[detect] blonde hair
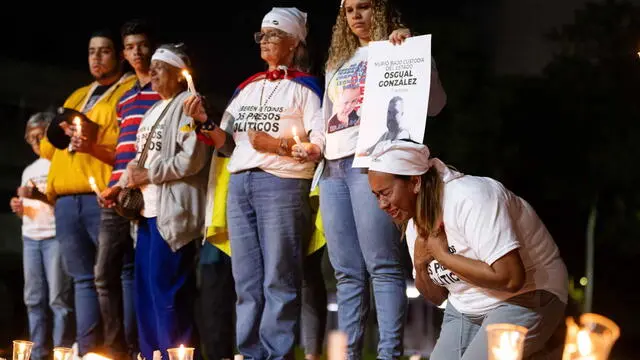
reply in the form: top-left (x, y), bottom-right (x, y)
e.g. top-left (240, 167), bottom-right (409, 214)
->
top-left (326, 0), bottom-right (405, 71)
top-left (413, 167), bottom-right (444, 238)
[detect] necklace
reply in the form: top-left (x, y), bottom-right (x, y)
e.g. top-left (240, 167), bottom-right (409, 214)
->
top-left (259, 77), bottom-right (282, 108)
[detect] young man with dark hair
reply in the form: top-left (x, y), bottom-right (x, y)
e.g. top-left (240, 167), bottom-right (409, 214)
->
top-left (94, 19), bottom-right (162, 359)
top-left (39, 28), bottom-right (137, 357)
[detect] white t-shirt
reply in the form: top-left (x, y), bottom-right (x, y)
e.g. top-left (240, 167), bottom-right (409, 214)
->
top-left (324, 47), bottom-right (368, 160)
top-left (223, 77), bottom-right (324, 179)
top-left (409, 168), bottom-right (568, 315)
top-left (135, 98), bottom-right (172, 218)
top-left (21, 158), bottom-right (55, 240)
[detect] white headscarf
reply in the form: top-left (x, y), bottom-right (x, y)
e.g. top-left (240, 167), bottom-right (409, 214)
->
top-left (151, 47), bottom-right (187, 69)
top-left (261, 7), bottom-right (308, 42)
top-left (369, 140), bottom-right (453, 179)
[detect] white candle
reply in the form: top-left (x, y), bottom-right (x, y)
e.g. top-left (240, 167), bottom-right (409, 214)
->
top-left (73, 116), bottom-right (82, 138)
top-left (182, 70), bottom-right (197, 94)
top-left (88, 177), bottom-right (102, 198)
top-left (292, 126), bottom-right (302, 146)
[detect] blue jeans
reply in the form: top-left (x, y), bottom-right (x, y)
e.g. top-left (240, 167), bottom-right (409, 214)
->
top-left (55, 194), bottom-right (102, 356)
top-left (95, 208), bottom-right (136, 358)
top-left (319, 156), bottom-right (406, 360)
top-left (23, 237), bottom-right (73, 360)
top-left (227, 170), bottom-right (311, 360)
top-left (431, 291), bottom-right (566, 360)
top-left (136, 217), bottom-right (197, 360)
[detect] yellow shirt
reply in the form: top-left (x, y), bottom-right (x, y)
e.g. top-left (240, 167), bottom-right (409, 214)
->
top-left (40, 74), bottom-right (136, 200)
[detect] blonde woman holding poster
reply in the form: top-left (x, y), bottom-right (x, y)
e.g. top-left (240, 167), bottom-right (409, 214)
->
top-left (293, 1), bottom-right (446, 359)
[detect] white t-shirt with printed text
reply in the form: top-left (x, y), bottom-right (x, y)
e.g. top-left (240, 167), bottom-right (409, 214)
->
top-left (21, 158), bottom-right (55, 240)
top-left (411, 168), bottom-right (568, 315)
top-left (136, 98), bottom-right (172, 218)
top-left (223, 77), bottom-right (324, 179)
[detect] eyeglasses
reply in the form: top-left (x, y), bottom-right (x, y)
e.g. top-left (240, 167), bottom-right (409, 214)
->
top-left (253, 31), bottom-right (284, 44)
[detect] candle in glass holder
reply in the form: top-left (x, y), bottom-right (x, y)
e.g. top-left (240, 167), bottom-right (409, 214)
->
top-left (486, 324), bottom-right (528, 360)
top-left (53, 347), bottom-right (73, 360)
top-left (167, 344), bottom-right (194, 360)
top-left (181, 70), bottom-right (197, 94)
top-left (562, 313), bottom-right (619, 360)
top-left (12, 341), bottom-right (33, 360)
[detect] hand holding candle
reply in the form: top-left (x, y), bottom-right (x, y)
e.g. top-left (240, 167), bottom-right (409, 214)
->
top-left (182, 70), bottom-right (197, 95)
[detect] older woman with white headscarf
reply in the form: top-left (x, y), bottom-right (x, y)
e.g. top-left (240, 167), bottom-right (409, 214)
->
top-left (366, 140), bottom-right (568, 359)
top-left (183, 7), bottom-right (324, 359)
top-left (108, 43), bottom-right (210, 359)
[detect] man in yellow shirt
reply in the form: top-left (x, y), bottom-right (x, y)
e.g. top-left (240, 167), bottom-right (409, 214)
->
top-left (40, 28), bottom-right (136, 357)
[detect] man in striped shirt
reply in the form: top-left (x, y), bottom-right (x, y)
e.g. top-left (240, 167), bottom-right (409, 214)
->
top-left (94, 19), bottom-right (161, 359)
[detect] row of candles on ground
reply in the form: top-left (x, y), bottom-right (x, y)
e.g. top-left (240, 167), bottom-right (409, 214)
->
top-left (7, 312), bottom-right (620, 360)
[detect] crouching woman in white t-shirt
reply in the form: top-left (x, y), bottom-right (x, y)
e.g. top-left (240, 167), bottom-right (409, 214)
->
top-left (366, 140), bottom-right (568, 360)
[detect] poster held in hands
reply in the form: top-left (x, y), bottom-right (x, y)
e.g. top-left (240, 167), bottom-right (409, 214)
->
top-left (353, 34), bottom-right (432, 168)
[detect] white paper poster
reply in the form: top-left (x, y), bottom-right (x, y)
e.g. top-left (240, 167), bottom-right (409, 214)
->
top-left (353, 35), bottom-right (432, 168)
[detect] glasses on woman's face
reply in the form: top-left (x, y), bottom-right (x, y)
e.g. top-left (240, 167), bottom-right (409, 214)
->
top-left (253, 31), bottom-right (284, 44)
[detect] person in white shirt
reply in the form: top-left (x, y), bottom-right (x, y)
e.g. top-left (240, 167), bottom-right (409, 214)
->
top-left (183, 8), bottom-right (324, 359)
top-left (10, 113), bottom-right (73, 360)
top-left (367, 140), bottom-right (568, 359)
top-left (292, 1), bottom-right (446, 358)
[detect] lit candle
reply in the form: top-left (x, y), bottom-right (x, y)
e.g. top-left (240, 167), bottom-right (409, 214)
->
top-left (576, 330), bottom-right (596, 360)
top-left (73, 116), bottom-right (82, 138)
top-left (292, 126), bottom-right (302, 146)
top-left (182, 70), bottom-right (197, 94)
top-left (88, 176), bottom-right (101, 197)
top-left (179, 344), bottom-right (186, 360)
top-left (491, 332), bottom-right (519, 360)
top-left (83, 353), bottom-right (112, 360)
top-left (18, 342), bottom-right (26, 360)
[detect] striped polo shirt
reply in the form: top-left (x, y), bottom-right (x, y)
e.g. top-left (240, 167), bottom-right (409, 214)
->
top-left (109, 81), bottom-right (162, 186)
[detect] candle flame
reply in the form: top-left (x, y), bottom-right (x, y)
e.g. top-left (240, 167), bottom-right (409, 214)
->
top-left (181, 70), bottom-right (191, 79)
top-left (83, 353), bottom-right (112, 360)
top-left (19, 342), bottom-right (26, 352)
top-left (491, 332), bottom-right (520, 360)
top-left (178, 344), bottom-right (185, 359)
top-left (577, 330), bottom-right (593, 356)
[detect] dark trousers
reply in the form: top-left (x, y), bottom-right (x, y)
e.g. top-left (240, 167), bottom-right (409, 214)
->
top-left (197, 249), bottom-right (236, 360)
top-left (94, 208), bottom-right (136, 358)
top-left (301, 247), bottom-right (328, 355)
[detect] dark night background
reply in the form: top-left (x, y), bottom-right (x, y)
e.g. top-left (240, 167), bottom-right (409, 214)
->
top-left (1, 0), bottom-right (639, 358)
